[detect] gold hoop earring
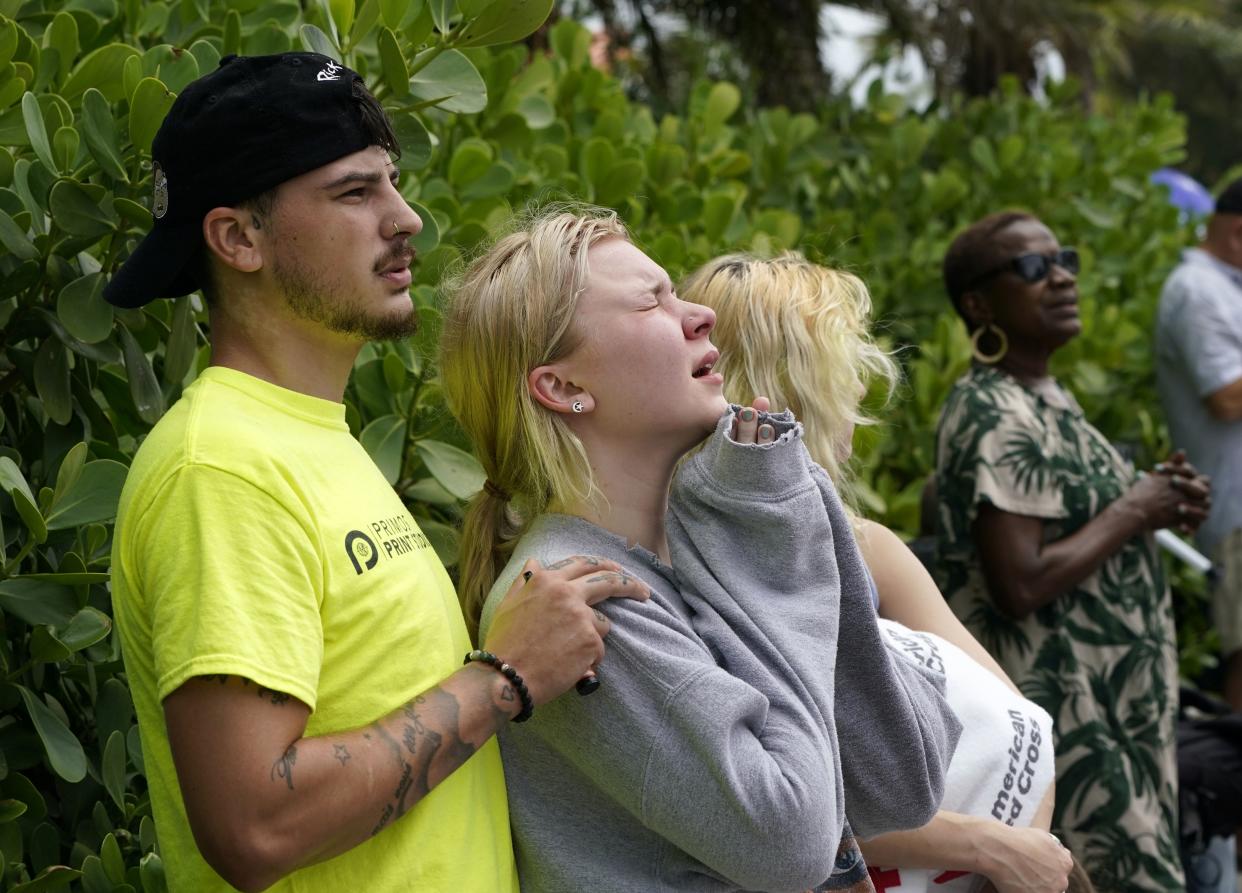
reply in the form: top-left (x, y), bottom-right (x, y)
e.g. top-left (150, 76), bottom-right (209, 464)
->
top-left (971, 323), bottom-right (1008, 364)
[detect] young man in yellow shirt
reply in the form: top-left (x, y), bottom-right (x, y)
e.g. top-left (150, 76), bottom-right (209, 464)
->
top-left (103, 53), bottom-right (646, 892)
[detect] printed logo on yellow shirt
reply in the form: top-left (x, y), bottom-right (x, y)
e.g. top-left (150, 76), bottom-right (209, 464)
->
top-left (344, 513), bottom-right (434, 575)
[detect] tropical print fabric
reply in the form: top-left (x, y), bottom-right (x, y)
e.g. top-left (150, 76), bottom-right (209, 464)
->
top-left (933, 364), bottom-right (1183, 893)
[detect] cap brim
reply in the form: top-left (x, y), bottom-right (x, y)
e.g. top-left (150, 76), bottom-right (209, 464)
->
top-left (103, 218), bottom-right (203, 308)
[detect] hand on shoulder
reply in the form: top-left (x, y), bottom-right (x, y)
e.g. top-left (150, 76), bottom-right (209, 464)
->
top-left (482, 555), bottom-right (650, 706)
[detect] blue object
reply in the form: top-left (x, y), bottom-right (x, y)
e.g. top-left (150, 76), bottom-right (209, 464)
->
top-left (1152, 168), bottom-right (1215, 216)
top-left (1183, 834), bottom-right (1237, 893)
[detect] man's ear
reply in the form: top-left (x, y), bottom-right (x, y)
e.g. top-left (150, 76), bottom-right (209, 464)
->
top-left (958, 289), bottom-right (993, 329)
top-left (202, 206), bottom-right (265, 275)
top-left (528, 364), bottom-right (593, 415)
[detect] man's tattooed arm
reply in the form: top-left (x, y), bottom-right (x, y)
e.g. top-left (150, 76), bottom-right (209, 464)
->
top-left (364, 683), bottom-right (508, 836)
top-left (163, 665), bottom-right (520, 889)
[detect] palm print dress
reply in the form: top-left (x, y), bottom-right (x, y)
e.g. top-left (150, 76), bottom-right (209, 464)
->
top-left (933, 364), bottom-right (1182, 893)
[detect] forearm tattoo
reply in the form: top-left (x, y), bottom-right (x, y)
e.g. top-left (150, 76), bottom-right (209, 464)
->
top-left (270, 745), bottom-right (297, 790)
top-left (367, 689), bottom-right (482, 837)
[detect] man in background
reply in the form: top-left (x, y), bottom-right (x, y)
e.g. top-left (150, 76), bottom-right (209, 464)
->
top-left (1157, 176), bottom-right (1242, 712)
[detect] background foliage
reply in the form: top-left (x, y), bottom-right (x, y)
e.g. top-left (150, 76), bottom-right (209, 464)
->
top-left (0, 0), bottom-right (1210, 889)
top-left (575, 0), bottom-right (1242, 184)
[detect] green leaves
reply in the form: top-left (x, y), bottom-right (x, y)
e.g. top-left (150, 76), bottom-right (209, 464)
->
top-left (299, 23), bottom-right (338, 60)
top-left (455, 0), bottom-right (554, 47)
top-left (61, 44), bottom-right (140, 102)
top-left (381, 0), bottom-right (423, 30)
top-left (701, 81), bottom-right (740, 136)
top-left (16, 686), bottom-right (87, 783)
top-left (21, 91), bottom-right (57, 175)
top-left (45, 460), bottom-right (127, 530)
top-left (378, 27), bottom-right (409, 98)
top-left (49, 180), bottom-right (116, 238)
top-left (409, 49), bottom-right (486, 113)
top-left (128, 76), bottom-right (175, 155)
top-left (360, 415), bottom-right (406, 484)
top-left (391, 111), bottom-right (432, 168)
top-left (415, 439), bottom-right (484, 499)
top-left (0, 206), bottom-right (38, 260)
top-left (0, 579), bottom-right (76, 627)
top-left (119, 323), bottom-right (166, 425)
top-left (162, 294), bottom-right (197, 385)
top-left (57, 272), bottom-right (113, 343)
top-left (33, 337), bottom-right (71, 425)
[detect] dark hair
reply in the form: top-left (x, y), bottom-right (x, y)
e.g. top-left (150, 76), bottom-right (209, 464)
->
top-left (352, 77), bottom-right (400, 160)
top-left (942, 211), bottom-right (1038, 319)
top-left (1215, 176), bottom-right (1242, 215)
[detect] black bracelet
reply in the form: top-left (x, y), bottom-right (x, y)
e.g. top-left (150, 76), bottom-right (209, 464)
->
top-left (464, 650), bottom-right (534, 723)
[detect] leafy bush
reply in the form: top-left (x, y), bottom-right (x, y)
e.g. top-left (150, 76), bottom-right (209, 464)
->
top-left (0, 1), bottom-right (1205, 889)
top-left (0, 0), bottom-right (551, 888)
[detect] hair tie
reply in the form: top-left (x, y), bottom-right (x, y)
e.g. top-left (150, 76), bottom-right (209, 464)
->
top-left (482, 479), bottom-right (511, 501)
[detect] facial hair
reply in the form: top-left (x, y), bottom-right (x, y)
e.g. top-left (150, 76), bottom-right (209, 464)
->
top-left (272, 243), bottom-right (419, 342)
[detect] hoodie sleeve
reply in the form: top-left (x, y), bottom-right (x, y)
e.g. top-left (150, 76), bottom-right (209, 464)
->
top-left (667, 407), bottom-right (961, 843)
top-left (808, 459), bottom-right (962, 838)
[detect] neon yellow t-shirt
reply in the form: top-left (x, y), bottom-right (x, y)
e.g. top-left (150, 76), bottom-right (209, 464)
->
top-left (111, 366), bottom-right (517, 892)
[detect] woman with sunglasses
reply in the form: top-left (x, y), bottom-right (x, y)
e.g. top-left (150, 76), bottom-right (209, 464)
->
top-left (935, 212), bottom-right (1211, 892)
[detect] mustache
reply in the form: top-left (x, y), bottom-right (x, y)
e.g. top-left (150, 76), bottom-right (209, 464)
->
top-left (373, 245), bottom-right (415, 274)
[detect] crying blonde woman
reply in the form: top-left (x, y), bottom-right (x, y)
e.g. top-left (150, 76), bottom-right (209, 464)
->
top-left (438, 206), bottom-right (962, 893)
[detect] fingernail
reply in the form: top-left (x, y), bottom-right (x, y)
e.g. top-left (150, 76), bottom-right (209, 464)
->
top-left (758, 423), bottom-right (774, 441)
top-left (741, 408), bottom-right (755, 422)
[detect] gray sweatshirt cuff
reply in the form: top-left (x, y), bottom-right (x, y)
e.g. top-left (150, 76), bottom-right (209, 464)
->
top-left (679, 405), bottom-right (812, 500)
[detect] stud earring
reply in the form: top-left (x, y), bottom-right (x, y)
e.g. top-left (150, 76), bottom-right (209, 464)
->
top-left (571, 400), bottom-right (584, 413)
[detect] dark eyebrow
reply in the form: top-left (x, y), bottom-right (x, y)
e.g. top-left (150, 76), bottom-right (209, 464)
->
top-left (321, 170), bottom-right (388, 191)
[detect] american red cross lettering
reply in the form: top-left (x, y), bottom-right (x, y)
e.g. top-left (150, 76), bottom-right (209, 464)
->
top-left (868, 866), bottom-right (902, 892)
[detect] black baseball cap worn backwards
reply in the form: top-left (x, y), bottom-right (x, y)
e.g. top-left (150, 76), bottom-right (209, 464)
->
top-left (104, 52), bottom-right (377, 308)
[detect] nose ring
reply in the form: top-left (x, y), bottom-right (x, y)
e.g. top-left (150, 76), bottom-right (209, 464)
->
top-left (392, 220), bottom-right (402, 238)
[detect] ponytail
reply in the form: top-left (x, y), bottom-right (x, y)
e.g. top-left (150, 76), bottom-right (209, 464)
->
top-left (439, 205), bottom-right (629, 637)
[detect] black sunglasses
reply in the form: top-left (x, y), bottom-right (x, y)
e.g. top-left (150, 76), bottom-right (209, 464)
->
top-left (966, 248), bottom-right (1080, 291)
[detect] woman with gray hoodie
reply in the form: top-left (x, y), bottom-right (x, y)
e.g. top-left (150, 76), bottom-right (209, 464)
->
top-left (439, 206), bottom-right (961, 892)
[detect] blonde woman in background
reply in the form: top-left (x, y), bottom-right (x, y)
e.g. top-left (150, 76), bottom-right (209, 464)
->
top-left (439, 207), bottom-right (962, 892)
top-left (683, 252), bottom-right (1075, 893)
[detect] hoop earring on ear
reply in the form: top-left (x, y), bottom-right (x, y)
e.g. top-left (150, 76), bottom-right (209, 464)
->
top-left (971, 323), bottom-right (1008, 365)
top-left (571, 400), bottom-right (584, 413)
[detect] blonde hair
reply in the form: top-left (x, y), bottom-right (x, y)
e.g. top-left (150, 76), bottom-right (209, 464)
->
top-left (681, 252), bottom-right (898, 511)
top-left (439, 205), bottom-right (629, 638)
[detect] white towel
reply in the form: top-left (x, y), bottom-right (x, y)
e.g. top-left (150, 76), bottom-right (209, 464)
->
top-left (865, 619), bottom-right (1056, 893)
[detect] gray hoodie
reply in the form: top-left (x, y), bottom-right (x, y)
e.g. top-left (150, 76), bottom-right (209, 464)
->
top-left (480, 409), bottom-right (961, 892)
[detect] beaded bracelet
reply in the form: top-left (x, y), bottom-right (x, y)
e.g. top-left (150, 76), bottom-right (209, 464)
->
top-left (463, 650), bottom-right (534, 723)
